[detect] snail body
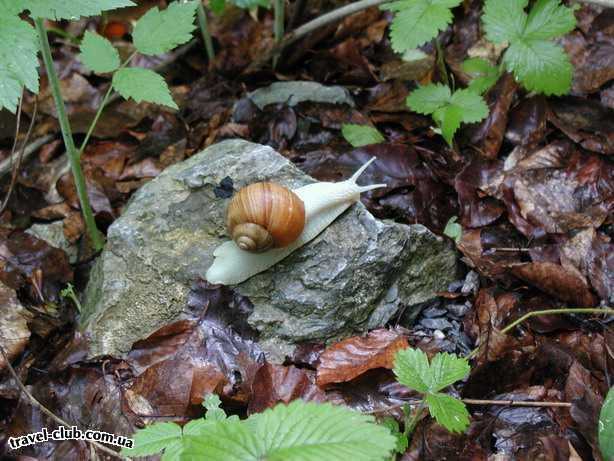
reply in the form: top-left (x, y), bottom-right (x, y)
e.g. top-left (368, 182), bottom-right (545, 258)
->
top-left (205, 157), bottom-right (385, 285)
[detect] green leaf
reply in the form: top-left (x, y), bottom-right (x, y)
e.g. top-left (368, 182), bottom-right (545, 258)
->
top-left (184, 400), bottom-right (397, 461)
top-left (203, 393), bottom-right (228, 421)
top-left (393, 348), bottom-right (432, 393)
top-left (121, 422), bottom-right (182, 457)
top-left (16, 0), bottom-right (135, 20)
top-left (462, 58), bottom-right (500, 95)
top-left (0, 15), bottom-right (39, 113)
top-left (482, 0), bottom-right (576, 96)
top-left (0, 0), bottom-right (23, 14)
top-left (407, 85), bottom-right (488, 145)
top-left (443, 216), bottom-right (462, 243)
top-left (210, 0), bottom-right (227, 14)
top-left (133, 1), bottom-right (198, 55)
top-left (503, 38), bottom-right (573, 96)
top-left (429, 352), bottom-right (470, 392)
top-left (599, 387), bottom-right (614, 460)
top-left (381, 0), bottom-right (462, 53)
top-left (394, 348), bottom-right (470, 393)
top-left (524, 0), bottom-right (577, 41)
top-left (406, 84), bottom-right (451, 115)
top-left (482, 0), bottom-right (528, 44)
top-left (425, 393), bottom-right (470, 433)
top-left (381, 417), bottom-right (409, 454)
top-left (112, 67), bottom-right (178, 109)
top-left (79, 31), bottom-right (120, 74)
top-left (341, 124), bottom-right (385, 147)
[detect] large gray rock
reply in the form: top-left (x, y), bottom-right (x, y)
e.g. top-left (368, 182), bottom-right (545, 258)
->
top-left (82, 140), bottom-right (458, 361)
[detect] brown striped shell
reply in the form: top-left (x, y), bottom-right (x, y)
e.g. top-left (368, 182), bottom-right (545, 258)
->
top-left (226, 182), bottom-right (305, 252)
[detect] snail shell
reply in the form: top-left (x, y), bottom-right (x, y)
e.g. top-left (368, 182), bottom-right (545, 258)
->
top-left (206, 157), bottom-right (386, 285)
top-left (226, 182), bottom-right (305, 252)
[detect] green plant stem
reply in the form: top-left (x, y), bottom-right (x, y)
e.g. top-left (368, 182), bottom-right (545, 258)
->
top-left (196, 1), bottom-right (215, 61)
top-left (434, 38), bottom-right (450, 88)
top-left (403, 402), bottom-right (426, 438)
top-left (35, 19), bottom-right (105, 251)
top-left (78, 51), bottom-right (137, 156)
top-left (467, 307), bottom-right (614, 360)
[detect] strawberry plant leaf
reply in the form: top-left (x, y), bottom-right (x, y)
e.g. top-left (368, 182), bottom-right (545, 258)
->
top-left (524, 0), bottom-right (577, 41)
top-left (0, 14), bottom-right (39, 113)
top-left (503, 38), bottom-right (573, 95)
top-left (79, 31), bottom-right (120, 74)
top-left (184, 400), bottom-right (397, 461)
top-left (393, 348), bottom-right (432, 393)
top-left (16, 0), bottom-right (135, 20)
top-left (483, 0), bottom-right (576, 95)
top-left (462, 58), bottom-right (500, 94)
top-left (425, 393), bottom-right (470, 433)
top-left (121, 422), bottom-right (182, 457)
top-left (342, 124), bottom-right (385, 147)
top-left (405, 83), bottom-right (451, 115)
top-left (112, 67), bottom-right (178, 109)
top-left (381, 0), bottom-right (462, 54)
top-left (429, 352), bottom-right (470, 392)
top-left (599, 387), bottom-right (614, 460)
top-left (407, 85), bottom-right (488, 145)
top-left (210, 0), bottom-right (227, 14)
top-left (133, 1), bottom-right (198, 55)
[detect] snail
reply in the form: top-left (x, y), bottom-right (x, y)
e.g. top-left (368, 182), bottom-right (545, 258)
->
top-left (206, 157), bottom-right (386, 285)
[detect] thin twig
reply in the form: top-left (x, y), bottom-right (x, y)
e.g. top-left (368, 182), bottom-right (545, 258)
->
top-left (0, 345), bottom-right (127, 459)
top-left (247, 0), bottom-right (388, 71)
top-left (466, 307), bottom-right (614, 360)
top-left (367, 398), bottom-right (571, 415)
top-left (0, 135), bottom-right (54, 179)
top-left (1, 96), bottom-right (38, 214)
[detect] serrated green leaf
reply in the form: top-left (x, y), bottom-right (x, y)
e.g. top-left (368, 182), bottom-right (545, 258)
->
top-left (407, 85), bottom-right (487, 145)
top-left (429, 352), bottom-right (470, 392)
top-left (426, 393), bottom-right (470, 433)
top-left (483, 0), bottom-right (576, 96)
top-left (382, 0), bottom-right (462, 53)
top-left (17, 0), bottom-right (135, 20)
top-left (121, 422), bottom-right (182, 457)
top-left (406, 84), bottom-right (451, 115)
top-left (341, 124), bottom-right (385, 147)
top-left (449, 89), bottom-right (489, 123)
top-left (0, 15), bottom-right (39, 113)
top-left (524, 0), bottom-right (576, 41)
top-left (133, 1), bottom-right (198, 55)
top-left (503, 39), bottom-right (573, 96)
top-left (160, 440), bottom-right (183, 461)
top-left (381, 417), bottom-right (409, 454)
top-left (599, 387), bottom-right (614, 460)
top-left (0, 0), bottom-right (23, 14)
top-left (203, 393), bottom-right (228, 421)
top-left (112, 67), bottom-right (178, 109)
top-left (185, 400), bottom-right (396, 461)
top-left (462, 58), bottom-right (500, 95)
top-left (393, 348), bottom-right (432, 393)
top-left (79, 31), bottom-right (120, 73)
top-left (482, 0), bottom-right (528, 44)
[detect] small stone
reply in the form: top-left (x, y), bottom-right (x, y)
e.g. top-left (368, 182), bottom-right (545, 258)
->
top-left (245, 81), bottom-right (355, 110)
top-left (420, 318), bottom-right (454, 331)
top-left (26, 221), bottom-right (78, 264)
top-left (422, 306), bottom-right (447, 318)
top-left (446, 303), bottom-right (470, 318)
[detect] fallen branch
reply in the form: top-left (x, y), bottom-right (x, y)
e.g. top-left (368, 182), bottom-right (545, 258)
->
top-left (367, 398), bottom-right (571, 415)
top-left (0, 134), bottom-right (54, 179)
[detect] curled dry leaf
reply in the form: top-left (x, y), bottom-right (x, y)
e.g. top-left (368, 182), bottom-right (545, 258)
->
top-left (512, 262), bottom-right (598, 307)
top-left (248, 362), bottom-right (325, 414)
top-left (316, 328), bottom-right (408, 387)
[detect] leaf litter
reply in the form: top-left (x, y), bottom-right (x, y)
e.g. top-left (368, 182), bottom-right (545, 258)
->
top-left (1, 1), bottom-right (613, 460)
